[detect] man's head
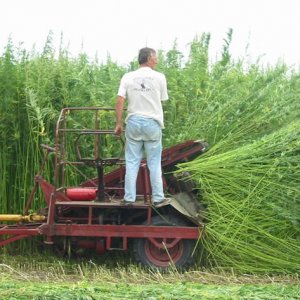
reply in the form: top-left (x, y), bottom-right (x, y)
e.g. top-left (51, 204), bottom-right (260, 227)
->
top-left (138, 47), bottom-right (158, 69)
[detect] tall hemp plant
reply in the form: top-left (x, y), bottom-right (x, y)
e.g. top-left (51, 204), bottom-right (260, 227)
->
top-left (1, 32), bottom-right (300, 273)
top-left (173, 31), bottom-right (300, 273)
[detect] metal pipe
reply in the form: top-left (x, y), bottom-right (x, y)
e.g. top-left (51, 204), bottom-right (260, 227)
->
top-left (0, 214), bottom-right (46, 222)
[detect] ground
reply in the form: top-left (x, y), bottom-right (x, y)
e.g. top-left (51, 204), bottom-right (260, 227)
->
top-left (0, 252), bottom-right (299, 299)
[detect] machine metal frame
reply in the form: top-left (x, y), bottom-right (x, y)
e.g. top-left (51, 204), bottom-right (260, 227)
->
top-left (0, 107), bottom-right (207, 269)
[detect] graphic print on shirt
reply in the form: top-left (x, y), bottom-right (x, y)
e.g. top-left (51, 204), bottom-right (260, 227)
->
top-left (133, 77), bottom-right (153, 92)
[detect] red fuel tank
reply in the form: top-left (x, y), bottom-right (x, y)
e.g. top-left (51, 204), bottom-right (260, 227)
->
top-left (66, 188), bottom-right (97, 201)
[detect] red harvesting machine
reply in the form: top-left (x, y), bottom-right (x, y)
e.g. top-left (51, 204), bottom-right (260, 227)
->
top-left (0, 107), bottom-right (208, 270)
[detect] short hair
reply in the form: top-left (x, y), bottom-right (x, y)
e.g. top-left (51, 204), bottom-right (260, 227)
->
top-left (138, 47), bottom-right (156, 65)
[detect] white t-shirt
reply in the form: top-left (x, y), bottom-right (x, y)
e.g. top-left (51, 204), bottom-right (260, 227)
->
top-left (117, 67), bottom-right (168, 128)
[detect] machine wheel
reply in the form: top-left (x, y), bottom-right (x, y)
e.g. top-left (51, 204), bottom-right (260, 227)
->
top-left (133, 215), bottom-right (195, 270)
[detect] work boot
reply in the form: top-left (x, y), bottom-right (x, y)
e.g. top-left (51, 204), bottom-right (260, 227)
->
top-left (153, 198), bottom-right (172, 208)
top-left (121, 199), bottom-right (134, 206)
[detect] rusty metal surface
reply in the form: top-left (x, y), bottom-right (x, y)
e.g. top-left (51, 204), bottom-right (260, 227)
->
top-left (170, 192), bottom-right (205, 225)
top-left (39, 223), bottom-right (201, 239)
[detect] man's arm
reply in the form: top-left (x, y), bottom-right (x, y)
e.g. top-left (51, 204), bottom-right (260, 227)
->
top-left (114, 96), bottom-right (125, 136)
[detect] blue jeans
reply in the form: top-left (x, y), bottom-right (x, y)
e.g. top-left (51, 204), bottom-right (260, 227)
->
top-left (124, 115), bottom-right (164, 203)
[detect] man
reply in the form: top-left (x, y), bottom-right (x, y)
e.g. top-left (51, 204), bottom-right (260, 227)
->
top-left (115, 47), bottom-right (170, 207)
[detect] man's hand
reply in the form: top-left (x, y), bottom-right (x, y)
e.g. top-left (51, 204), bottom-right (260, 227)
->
top-left (114, 124), bottom-right (123, 136)
top-left (115, 96), bottom-right (125, 136)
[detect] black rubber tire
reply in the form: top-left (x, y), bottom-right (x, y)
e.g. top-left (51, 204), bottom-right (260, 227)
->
top-left (133, 215), bottom-right (195, 270)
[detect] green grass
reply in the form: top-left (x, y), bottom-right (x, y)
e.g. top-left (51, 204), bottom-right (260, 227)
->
top-left (1, 280), bottom-right (300, 300)
top-left (1, 253), bottom-right (300, 299)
